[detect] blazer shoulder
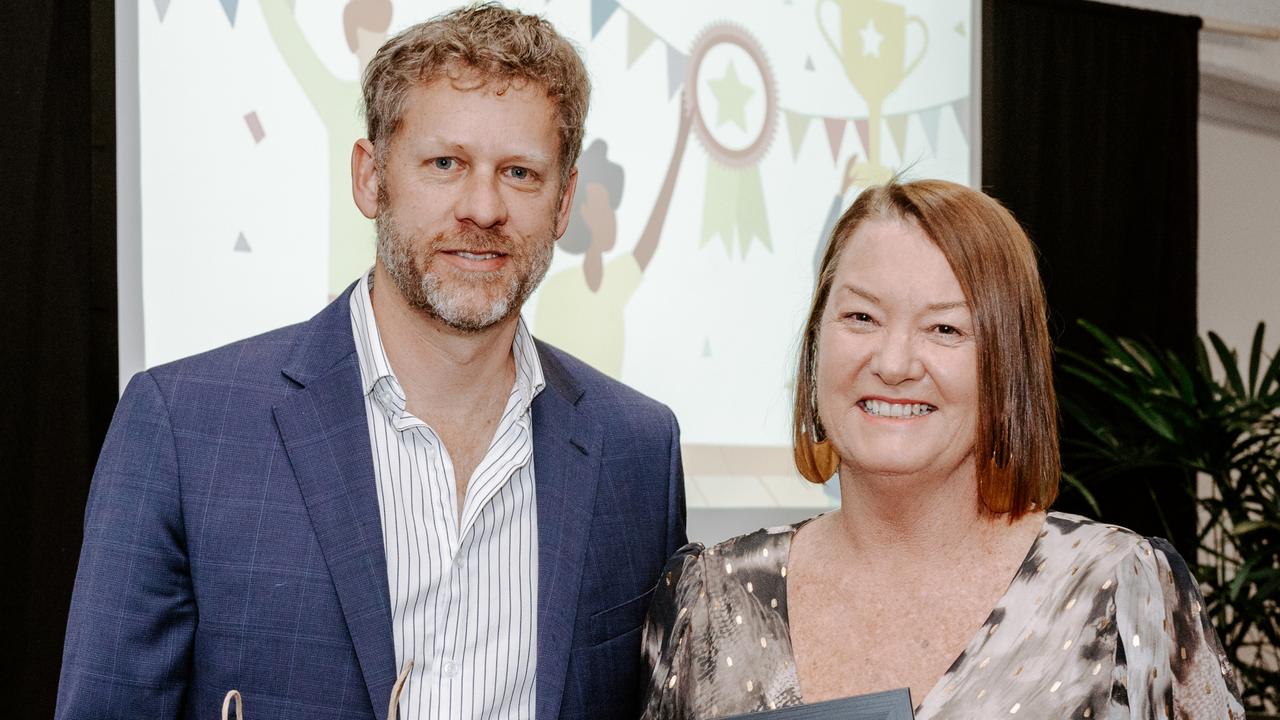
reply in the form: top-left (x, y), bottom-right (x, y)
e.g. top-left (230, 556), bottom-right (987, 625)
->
top-left (535, 339), bottom-right (675, 425)
top-left (146, 320), bottom-right (311, 391)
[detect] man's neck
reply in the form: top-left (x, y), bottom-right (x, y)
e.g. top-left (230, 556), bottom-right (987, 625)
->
top-left (368, 264), bottom-right (518, 420)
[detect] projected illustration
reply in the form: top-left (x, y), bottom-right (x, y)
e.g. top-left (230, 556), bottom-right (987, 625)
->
top-left (261, 0), bottom-right (391, 297)
top-left (137, 0), bottom-right (973, 514)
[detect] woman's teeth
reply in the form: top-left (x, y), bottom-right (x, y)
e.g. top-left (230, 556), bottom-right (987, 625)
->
top-left (860, 399), bottom-right (936, 418)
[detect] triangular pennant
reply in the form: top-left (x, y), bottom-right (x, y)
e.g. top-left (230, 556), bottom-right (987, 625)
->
top-left (823, 117), bottom-right (847, 162)
top-left (887, 114), bottom-right (908, 157)
top-left (853, 118), bottom-right (870, 156)
top-left (626, 15), bottom-right (658, 68)
top-left (804, 56), bottom-right (815, 71)
top-left (154, 0), bottom-right (171, 21)
top-left (219, 0), bottom-right (238, 26)
top-left (785, 111), bottom-right (812, 157)
top-left (666, 44), bottom-right (687, 99)
top-left (920, 106), bottom-right (942, 152)
top-left (234, 232), bottom-right (251, 253)
top-left (953, 98), bottom-right (972, 143)
top-left (591, 0), bottom-right (620, 38)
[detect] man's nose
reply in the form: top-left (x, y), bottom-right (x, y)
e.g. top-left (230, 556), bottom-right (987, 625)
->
top-left (871, 328), bottom-right (924, 385)
top-left (454, 170), bottom-right (508, 229)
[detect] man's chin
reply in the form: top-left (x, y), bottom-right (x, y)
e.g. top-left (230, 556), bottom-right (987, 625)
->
top-left (420, 291), bottom-right (515, 334)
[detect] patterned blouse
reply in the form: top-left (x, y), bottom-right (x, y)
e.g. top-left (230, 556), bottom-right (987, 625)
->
top-left (640, 512), bottom-right (1244, 719)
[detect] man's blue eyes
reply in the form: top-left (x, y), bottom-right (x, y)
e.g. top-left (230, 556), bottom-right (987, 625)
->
top-left (429, 159), bottom-right (531, 180)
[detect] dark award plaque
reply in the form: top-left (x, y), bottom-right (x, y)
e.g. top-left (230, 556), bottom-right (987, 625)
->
top-left (722, 688), bottom-right (914, 719)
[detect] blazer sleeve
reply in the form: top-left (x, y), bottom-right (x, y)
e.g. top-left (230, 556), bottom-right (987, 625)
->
top-left (56, 371), bottom-right (196, 720)
top-left (665, 410), bottom-right (688, 559)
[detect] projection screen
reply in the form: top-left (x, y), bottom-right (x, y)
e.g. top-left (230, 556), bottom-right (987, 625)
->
top-left (118, 0), bottom-right (979, 543)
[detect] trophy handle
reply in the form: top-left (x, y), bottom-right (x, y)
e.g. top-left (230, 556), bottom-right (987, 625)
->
top-left (902, 15), bottom-right (929, 80)
top-left (815, 0), bottom-right (842, 64)
top-left (220, 690), bottom-right (243, 720)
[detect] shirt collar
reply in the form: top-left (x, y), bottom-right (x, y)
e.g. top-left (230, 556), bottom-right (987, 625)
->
top-left (349, 268), bottom-right (546, 411)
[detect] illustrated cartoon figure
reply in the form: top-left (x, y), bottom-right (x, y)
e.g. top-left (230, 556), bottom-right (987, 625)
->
top-left (536, 106), bottom-right (692, 379)
top-left (261, 0), bottom-right (393, 297)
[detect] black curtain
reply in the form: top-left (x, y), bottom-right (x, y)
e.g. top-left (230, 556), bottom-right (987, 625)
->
top-left (0, 1), bottom-right (117, 716)
top-left (983, 0), bottom-right (1201, 553)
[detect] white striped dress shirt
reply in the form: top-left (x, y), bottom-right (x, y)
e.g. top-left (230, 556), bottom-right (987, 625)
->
top-left (350, 270), bottom-right (540, 720)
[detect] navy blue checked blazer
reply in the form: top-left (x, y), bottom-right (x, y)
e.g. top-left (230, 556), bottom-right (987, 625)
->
top-left (57, 285), bottom-right (687, 720)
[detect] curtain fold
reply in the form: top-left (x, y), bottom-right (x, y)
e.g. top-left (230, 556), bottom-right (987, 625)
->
top-left (983, 0), bottom-right (1201, 553)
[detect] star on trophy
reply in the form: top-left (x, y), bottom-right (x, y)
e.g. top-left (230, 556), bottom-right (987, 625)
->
top-left (817, 0), bottom-right (928, 184)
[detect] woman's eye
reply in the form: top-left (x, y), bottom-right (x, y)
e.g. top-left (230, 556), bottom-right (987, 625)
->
top-left (432, 157), bottom-right (455, 170)
top-left (934, 324), bottom-right (961, 336)
top-left (844, 312), bottom-right (873, 323)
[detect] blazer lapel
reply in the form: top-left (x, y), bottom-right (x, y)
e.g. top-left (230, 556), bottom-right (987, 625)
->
top-left (533, 345), bottom-right (604, 720)
top-left (273, 290), bottom-right (398, 720)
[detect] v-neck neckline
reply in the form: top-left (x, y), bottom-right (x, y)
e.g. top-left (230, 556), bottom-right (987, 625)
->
top-left (780, 511), bottom-right (1052, 713)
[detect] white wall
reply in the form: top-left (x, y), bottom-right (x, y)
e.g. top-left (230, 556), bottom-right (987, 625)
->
top-left (1198, 120), bottom-right (1280, 357)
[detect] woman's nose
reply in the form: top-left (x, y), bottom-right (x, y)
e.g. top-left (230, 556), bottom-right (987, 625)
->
top-left (871, 329), bottom-right (924, 385)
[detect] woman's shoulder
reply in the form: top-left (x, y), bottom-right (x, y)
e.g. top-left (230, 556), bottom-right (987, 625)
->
top-left (1040, 511), bottom-right (1191, 579)
top-left (1043, 511), bottom-right (1152, 553)
top-left (707, 520), bottom-right (807, 558)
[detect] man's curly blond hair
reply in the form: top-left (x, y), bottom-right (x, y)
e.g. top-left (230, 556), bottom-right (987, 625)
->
top-left (361, 2), bottom-right (590, 190)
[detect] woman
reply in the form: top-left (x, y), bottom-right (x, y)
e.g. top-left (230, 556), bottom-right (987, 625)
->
top-left (640, 180), bottom-right (1243, 719)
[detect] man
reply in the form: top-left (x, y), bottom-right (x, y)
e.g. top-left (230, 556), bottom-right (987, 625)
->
top-left (56, 5), bottom-right (685, 719)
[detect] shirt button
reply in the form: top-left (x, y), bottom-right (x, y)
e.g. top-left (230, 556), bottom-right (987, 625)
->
top-left (453, 555), bottom-right (465, 570)
top-left (441, 659), bottom-right (458, 678)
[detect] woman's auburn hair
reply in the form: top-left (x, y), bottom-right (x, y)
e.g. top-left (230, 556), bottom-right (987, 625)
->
top-left (793, 179), bottom-right (1059, 519)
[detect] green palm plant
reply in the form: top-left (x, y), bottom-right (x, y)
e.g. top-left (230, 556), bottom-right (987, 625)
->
top-left (1058, 320), bottom-right (1280, 712)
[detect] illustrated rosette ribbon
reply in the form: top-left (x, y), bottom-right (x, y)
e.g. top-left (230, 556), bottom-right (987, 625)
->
top-left (685, 23), bottom-right (778, 258)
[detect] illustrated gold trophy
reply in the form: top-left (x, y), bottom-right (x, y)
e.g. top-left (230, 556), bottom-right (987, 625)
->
top-left (817, 0), bottom-right (928, 184)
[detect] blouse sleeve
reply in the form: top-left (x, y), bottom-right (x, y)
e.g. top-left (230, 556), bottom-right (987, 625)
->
top-left (640, 543), bottom-right (707, 720)
top-left (1151, 538), bottom-right (1245, 717)
top-left (1117, 537), bottom-right (1245, 719)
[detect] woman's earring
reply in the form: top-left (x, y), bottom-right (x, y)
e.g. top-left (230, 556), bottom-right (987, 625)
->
top-left (811, 436), bottom-right (839, 481)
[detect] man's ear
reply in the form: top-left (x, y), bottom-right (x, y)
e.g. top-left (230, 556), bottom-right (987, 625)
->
top-left (553, 167), bottom-right (579, 239)
top-left (351, 138), bottom-right (380, 220)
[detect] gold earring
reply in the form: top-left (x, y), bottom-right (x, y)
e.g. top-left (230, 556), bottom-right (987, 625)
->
top-left (812, 437), bottom-right (839, 481)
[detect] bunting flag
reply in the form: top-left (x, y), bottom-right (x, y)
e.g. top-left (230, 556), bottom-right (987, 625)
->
top-left (591, 0), bottom-right (620, 38)
top-left (154, 0), bottom-right (171, 21)
top-left (666, 44), bottom-right (687, 99)
top-left (626, 16), bottom-right (658, 67)
top-left (234, 232), bottom-right (251, 253)
top-left (701, 161), bottom-right (771, 257)
top-left (919, 106), bottom-right (942, 153)
top-left (244, 111), bottom-right (265, 144)
top-left (887, 114), bottom-right (909, 159)
top-left (785, 111), bottom-right (812, 157)
top-left (852, 118), bottom-right (870, 158)
top-left (952, 98), bottom-right (972, 143)
top-left (587, 2), bottom-right (974, 244)
top-left (219, 0), bottom-right (238, 26)
top-left (823, 117), bottom-right (846, 162)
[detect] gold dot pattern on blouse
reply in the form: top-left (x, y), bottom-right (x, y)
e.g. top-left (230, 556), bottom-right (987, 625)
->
top-left (638, 511), bottom-right (1246, 720)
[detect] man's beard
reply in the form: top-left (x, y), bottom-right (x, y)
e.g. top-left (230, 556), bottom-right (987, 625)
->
top-left (375, 207), bottom-right (554, 334)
